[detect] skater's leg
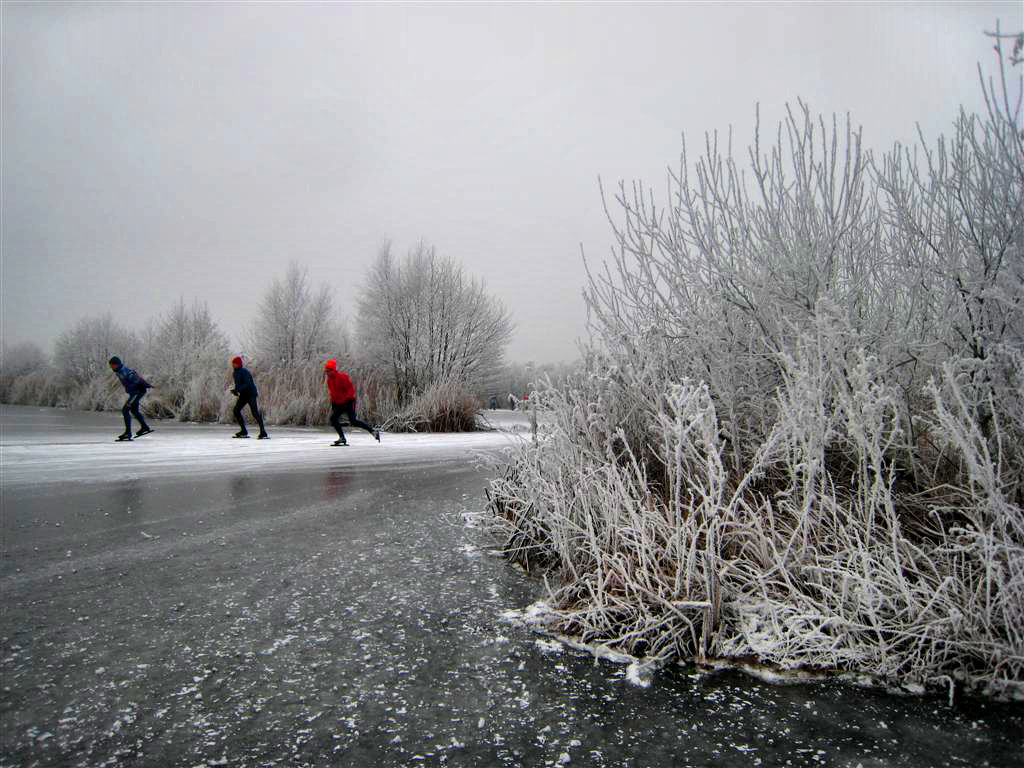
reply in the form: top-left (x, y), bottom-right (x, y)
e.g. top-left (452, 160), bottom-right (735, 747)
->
top-left (249, 397), bottom-right (268, 436)
top-left (329, 402), bottom-right (347, 441)
top-left (342, 400), bottom-right (374, 435)
top-left (233, 397), bottom-right (248, 434)
top-left (129, 393), bottom-right (149, 430)
top-left (121, 398), bottom-right (133, 434)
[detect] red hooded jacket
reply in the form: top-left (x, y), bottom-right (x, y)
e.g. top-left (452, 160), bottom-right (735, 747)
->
top-left (326, 369), bottom-right (357, 404)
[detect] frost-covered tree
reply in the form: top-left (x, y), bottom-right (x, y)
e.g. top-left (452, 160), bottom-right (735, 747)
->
top-left (484, 29), bottom-right (1024, 700)
top-left (0, 341), bottom-right (48, 378)
top-left (42, 313), bottom-right (142, 410)
top-left (142, 299), bottom-right (230, 420)
top-left (53, 314), bottom-right (140, 384)
top-left (0, 341), bottom-right (51, 404)
top-left (356, 242), bottom-right (514, 402)
top-left (247, 262), bottom-right (341, 365)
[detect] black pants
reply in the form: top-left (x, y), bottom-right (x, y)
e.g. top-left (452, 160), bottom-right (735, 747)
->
top-left (330, 400), bottom-right (373, 440)
top-left (122, 392), bottom-right (149, 432)
top-left (234, 393), bottom-right (266, 435)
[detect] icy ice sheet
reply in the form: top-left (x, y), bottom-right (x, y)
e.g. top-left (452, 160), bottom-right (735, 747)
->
top-left (0, 405), bottom-right (524, 486)
top-left (2, 405), bottom-right (1021, 767)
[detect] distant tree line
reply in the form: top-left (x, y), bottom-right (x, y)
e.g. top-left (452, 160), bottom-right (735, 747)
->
top-left (0, 242), bottom-right (548, 431)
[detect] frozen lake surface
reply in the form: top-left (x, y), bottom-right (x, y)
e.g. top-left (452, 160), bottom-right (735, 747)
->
top-left (0, 405), bottom-right (527, 486)
top-left (1, 405), bottom-right (1020, 767)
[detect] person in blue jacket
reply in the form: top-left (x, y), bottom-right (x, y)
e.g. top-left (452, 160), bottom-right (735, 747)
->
top-left (108, 356), bottom-right (152, 441)
top-left (231, 356), bottom-right (269, 439)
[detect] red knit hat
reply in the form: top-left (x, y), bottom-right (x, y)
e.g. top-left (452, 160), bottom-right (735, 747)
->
top-left (231, 356), bottom-right (243, 368)
top-left (324, 359), bottom-right (337, 371)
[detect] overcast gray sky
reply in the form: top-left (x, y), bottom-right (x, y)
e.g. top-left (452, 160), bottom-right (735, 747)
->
top-left (2, 1), bottom-right (1021, 363)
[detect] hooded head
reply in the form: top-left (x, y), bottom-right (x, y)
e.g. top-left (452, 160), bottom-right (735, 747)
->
top-left (324, 359), bottom-right (337, 372)
top-left (231, 356), bottom-right (243, 368)
top-left (108, 356), bottom-right (122, 371)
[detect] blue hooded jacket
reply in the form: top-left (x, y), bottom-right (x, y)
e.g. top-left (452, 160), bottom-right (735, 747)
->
top-left (114, 365), bottom-right (150, 396)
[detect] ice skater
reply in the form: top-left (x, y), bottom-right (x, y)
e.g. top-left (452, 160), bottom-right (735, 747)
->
top-left (324, 359), bottom-right (379, 446)
top-left (109, 356), bottom-right (153, 441)
top-left (230, 356), bottom-right (269, 439)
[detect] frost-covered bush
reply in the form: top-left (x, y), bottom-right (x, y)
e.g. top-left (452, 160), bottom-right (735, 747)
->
top-left (0, 342), bottom-right (50, 403)
top-left (4, 302), bottom-right (232, 421)
top-left (0, 368), bottom-right (62, 406)
top-left (385, 376), bottom-right (482, 433)
top-left (484, 34), bottom-right (1024, 700)
top-left (0, 341), bottom-right (47, 378)
top-left (238, 361), bottom-right (330, 426)
top-left (229, 360), bottom-right (396, 428)
top-left (228, 361), bottom-right (481, 431)
top-left (54, 314), bottom-right (140, 386)
top-left (0, 315), bottom-right (142, 412)
top-left (141, 300), bottom-right (230, 422)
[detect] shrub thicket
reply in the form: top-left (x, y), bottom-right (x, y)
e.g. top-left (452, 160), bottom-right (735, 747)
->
top-left (385, 377), bottom-right (483, 433)
top-left (483, 34), bottom-right (1024, 700)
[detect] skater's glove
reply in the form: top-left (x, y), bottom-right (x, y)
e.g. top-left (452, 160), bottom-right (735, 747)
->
top-left (231, 389), bottom-right (239, 396)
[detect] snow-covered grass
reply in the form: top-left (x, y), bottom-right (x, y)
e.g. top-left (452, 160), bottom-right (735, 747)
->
top-left (483, 334), bottom-right (1024, 702)
top-left (384, 377), bottom-right (482, 433)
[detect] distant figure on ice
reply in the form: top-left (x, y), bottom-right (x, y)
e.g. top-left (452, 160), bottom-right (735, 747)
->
top-left (324, 359), bottom-right (380, 447)
top-left (230, 356), bottom-right (269, 439)
top-left (489, 395), bottom-right (498, 410)
top-left (508, 392), bottom-right (516, 410)
top-left (108, 356), bottom-right (152, 441)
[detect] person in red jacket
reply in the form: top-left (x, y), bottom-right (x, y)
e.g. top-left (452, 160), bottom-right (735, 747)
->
top-left (324, 359), bottom-right (380, 446)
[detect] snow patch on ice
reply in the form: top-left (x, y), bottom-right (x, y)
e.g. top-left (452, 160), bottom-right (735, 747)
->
top-left (534, 639), bottom-right (563, 654)
top-left (500, 600), bottom-right (558, 627)
top-left (625, 661), bottom-right (653, 688)
top-left (261, 634), bottom-right (297, 656)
